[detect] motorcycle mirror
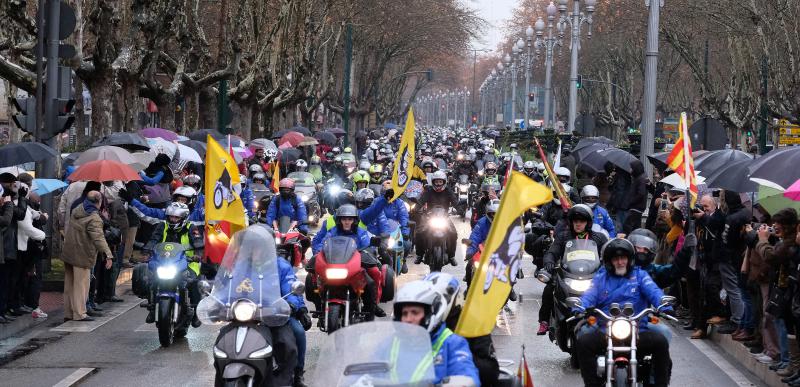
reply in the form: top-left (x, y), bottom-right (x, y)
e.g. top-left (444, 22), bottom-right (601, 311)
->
top-left (565, 297), bottom-right (582, 308)
top-left (660, 295), bottom-right (677, 306)
top-left (291, 281), bottom-right (305, 296)
top-left (198, 280), bottom-right (212, 296)
top-left (524, 223), bottom-right (532, 233)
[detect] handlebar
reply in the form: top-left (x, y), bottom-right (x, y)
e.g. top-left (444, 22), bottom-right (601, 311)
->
top-left (568, 302), bottom-right (675, 323)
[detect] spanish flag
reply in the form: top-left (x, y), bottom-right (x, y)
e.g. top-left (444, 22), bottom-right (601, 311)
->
top-left (456, 171), bottom-right (552, 337)
top-left (204, 135), bottom-right (246, 263)
top-left (389, 107), bottom-right (416, 202)
top-left (666, 112), bottom-right (698, 206)
top-left (516, 346), bottom-right (535, 387)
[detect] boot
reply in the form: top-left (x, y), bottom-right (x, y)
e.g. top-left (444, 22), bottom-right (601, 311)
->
top-left (373, 305), bottom-right (387, 318)
top-left (191, 308), bottom-right (202, 328)
top-left (401, 259), bottom-right (408, 274)
top-left (293, 368), bottom-right (307, 387)
top-left (537, 321), bottom-right (549, 335)
top-left (414, 253), bottom-right (423, 265)
top-left (780, 338), bottom-right (800, 377)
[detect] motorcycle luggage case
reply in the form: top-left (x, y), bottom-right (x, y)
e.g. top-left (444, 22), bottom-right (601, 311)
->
top-left (132, 263), bottom-right (150, 298)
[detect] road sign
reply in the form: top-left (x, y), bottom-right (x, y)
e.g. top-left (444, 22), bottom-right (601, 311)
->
top-left (778, 119), bottom-right (800, 146)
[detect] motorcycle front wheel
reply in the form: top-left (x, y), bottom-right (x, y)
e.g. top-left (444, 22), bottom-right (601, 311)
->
top-left (327, 303), bottom-right (343, 334)
top-left (223, 377), bottom-right (251, 387)
top-left (157, 298), bottom-right (175, 347)
top-left (430, 245), bottom-right (444, 272)
top-left (614, 366), bottom-right (629, 387)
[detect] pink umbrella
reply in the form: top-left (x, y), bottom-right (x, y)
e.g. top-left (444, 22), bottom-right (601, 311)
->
top-left (279, 132), bottom-right (305, 147)
top-left (138, 127), bottom-right (179, 141)
top-left (278, 141), bottom-right (294, 150)
top-left (784, 179), bottom-right (800, 201)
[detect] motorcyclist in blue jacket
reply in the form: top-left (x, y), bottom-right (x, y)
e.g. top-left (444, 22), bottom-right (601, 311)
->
top-left (380, 181), bottom-right (411, 258)
top-left (464, 199), bottom-right (498, 287)
top-left (239, 173), bottom-right (255, 219)
top-left (275, 251), bottom-right (312, 387)
top-left (267, 178), bottom-right (309, 234)
top-left (354, 188), bottom-right (392, 237)
top-left (394, 279), bottom-right (481, 386)
top-left (580, 185), bottom-right (616, 238)
top-left (129, 185), bottom-right (204, 224)
top-left (574, 238), bottom-right (673, 387)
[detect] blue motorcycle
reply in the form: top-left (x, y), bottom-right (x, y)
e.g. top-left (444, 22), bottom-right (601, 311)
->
top-left (147, 242), bottom-right (194, 347)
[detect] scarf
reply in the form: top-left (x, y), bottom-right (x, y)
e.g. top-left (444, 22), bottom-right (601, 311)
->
top-left (665, 217), bottom-right (683, 245)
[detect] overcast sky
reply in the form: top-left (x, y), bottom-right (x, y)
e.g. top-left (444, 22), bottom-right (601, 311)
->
top-left (469, 0), bottom-right (517, 51)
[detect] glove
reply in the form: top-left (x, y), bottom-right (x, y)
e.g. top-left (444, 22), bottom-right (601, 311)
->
top-left (297, 307), bottom-right (312, 331)
top-left (118, 188), bottom-right (132, 204)
top-left (683, 233), bottom-right (697, 249)
top-left (17, 184), bottom-right (28, 199)
top-left (384, 188), bottom-right (395, 201)
top-left (543, 262), bottom-right (554, 272)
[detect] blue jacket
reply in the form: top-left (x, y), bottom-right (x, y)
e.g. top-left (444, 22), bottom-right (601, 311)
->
top-left (361, 208), bottom-right (391, 236)
top-left (382, 198), bottom-right (410, 236)
top-left (312, 226), bottom-right (371, 255)
top-left (278, 256), bottom-right (305, 310)
top-left (430, 325), bottom-right (481, 386)
top-left (241, 187), bottom-right (255, 218)
top-left (592, 206), bottom-right (616, 237)
top-left (192, 194), bottom-right (205, 222)
top-left (131, 199), bottom-right (204, 223)
top-left (466, 216), bottom-right (491, 258)
top-left (266, 194), bottom-right (308, 233)
top-left (138, 170), bottom-right (165, 185)
top-left (578, 267), bottom-right (668, 331)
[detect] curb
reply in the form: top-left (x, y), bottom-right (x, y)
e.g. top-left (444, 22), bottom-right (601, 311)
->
top-left (707, 326), bottom-right (787, 387)
top-left (43, 267), bottom-right (133, 292)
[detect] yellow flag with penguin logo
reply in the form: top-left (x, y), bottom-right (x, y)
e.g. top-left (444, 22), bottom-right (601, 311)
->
top-left (204, 135), bottom-right (246, 225)
top-left (456, 171), bottom-right (553, 338)
top-left (389, 107), bottom-right (416, 202)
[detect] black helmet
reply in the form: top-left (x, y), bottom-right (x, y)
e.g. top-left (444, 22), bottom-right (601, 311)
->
top-left (601, 238), bottom-right (636, 277)
top-left (628, 228), bottom-right (658, 267)
top-left (567, 204), bottom-right (594, 231)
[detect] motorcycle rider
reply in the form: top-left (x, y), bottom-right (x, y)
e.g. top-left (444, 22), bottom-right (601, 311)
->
top-left (266, 178), bottom-right (310, 254)
top-left (128, 185), bottom-right (203, 224)
top-left (414, 171), bottom-right (458, 267)
top-left (574, 238), bottom-right (673, 387)
top-left (308, 155), bottom-right (323, 182)
top-left (143, 202), bottom-right (204, 327)
top-left (380, 181), bottom-right (411, 273)
top-left (270, 250), bottom-right (312, 387)
top-left (482, 162), bottom-right (500, 186)
top-left (329, 156), bottom-right (348, 181)
top-left (523, 161), bottom-right (542, 182)
top-left (465, 199), bottom-right (499, 284)
top-left (581, 185), bottom-right (616, 237)
top-left (351, 170), bottom-right (370, 192)
top-left (354, 188), bottom-right (392, 237)
top-left (537, 204), bottom-right (608, 335)
top-left (628, 228), bottom-right (686, 289)
top-left (310, 204), bottom-right (386, 318)
top-left (553, 166), bottom-right (581, 204)
top-left (368, 164), bottom-right (384, 185)
top-left (295, 159), bottom-right (308, 173)
top-left (394, 279), bottom-right (481, 386)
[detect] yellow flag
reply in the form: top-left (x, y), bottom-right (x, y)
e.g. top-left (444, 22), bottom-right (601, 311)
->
top-left (389, 108), bottom-right (416, 202)
top-left (456, 171), bottom-right (553, 338)
top-left (204, 135), bottom-right (246, 225)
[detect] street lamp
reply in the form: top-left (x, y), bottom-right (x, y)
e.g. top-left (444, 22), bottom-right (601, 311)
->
top-left (464, 88), bottom-right (470, 128)
top-left (558, 0), bottom-right (596, 133)
top-left (511, 43), bottom-right (522, 130)
top-left (523, 26), bottom-right (535, 131)
top-left (641, 0), bottom-right (664, 180)
top-left (502, 56), bottom-right (511, 127)
top-left (536, 2), bottom-right (563, 131)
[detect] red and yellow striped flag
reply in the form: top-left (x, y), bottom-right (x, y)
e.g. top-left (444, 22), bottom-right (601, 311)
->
top-left (270, 158), bottom-right (281, 193)
top-left (666, 112), bottom-right (698, 206)
top-left (516, 348), bottom-right (535, 387)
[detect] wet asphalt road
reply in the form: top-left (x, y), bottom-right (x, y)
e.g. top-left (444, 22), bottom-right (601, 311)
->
top-left (0, 215), bottom-right (766, 387)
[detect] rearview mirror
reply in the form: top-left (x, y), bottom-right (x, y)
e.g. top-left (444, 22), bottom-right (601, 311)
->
top-left (291, 281), bottom-right (305, 296)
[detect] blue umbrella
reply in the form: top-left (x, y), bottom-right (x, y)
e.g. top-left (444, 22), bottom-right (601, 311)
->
top-left (32, 178), bottom-right (68, 196)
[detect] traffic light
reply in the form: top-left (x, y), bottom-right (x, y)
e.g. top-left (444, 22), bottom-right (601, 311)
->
top-left (528, 92), bottom-right (535, 102)
top-left (471, 114), bottom-right (477, 123)
top-left (44, 98), bottom-right (75, 140)
top-left (576, 75), bottom-right (582, 89)
top-left (11, 97), bottom-right (37, 135)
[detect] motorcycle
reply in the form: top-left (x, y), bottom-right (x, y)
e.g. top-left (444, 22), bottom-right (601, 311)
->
top-left (321, 177), bottom-right (345, 214)
top-left (309, 236), bottom-right (394, 333)
top-left (540, 238), bottom-right (601, 368)
top-left (274, 216), bottom-right (306, 268)
top-left (288, 171), bottom-right (322, 226)
top-left (455, 174), bottom-right (472, 218)
top-left (423, 206), bottom-right (451, 272)
top-left (147, 242), bottom-right (195, 347)
top-left (402, 180), bottom-right (424, 248)
top-left (378, 219), bottom-right (405, 275)
top-left (567, 296), bottom-right (677, 387)
top-left (197, 226), bottom-right (302, 387)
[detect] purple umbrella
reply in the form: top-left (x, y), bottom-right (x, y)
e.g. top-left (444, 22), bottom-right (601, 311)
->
top-left (138, 127), bottom-right (179, 141)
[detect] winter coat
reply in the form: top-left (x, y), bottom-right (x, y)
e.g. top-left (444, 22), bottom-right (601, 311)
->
top-left (715, 191), bottom-right (750, 266)
top-left (466, 216), bottom-right (491, 258)
top-left (0, 202), bottom-right (14, 264)
top-left (382, 197), bottom-right (410, 236)
top-left (592, 206), bottom-right (617, 237)
top-left (61, 202), bottom-right (113, 269)
top-left (17, 206), bottom-right (45, 251)
top-left (578, 266), bottom-right (668, 332)
top-left (627, 160), bottom-right (648, 212)
top-left (543, 215), bottom-right (609, 268)
top-left (266, 194), bottom-right (308, 233)
top-left (312, 225), bottom-right (371, 255)
top-left (430, 324), bottom-right (481, 386)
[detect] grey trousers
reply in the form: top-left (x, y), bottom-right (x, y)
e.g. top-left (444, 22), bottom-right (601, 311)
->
top-left (717, 261), bottom-right (744, 325)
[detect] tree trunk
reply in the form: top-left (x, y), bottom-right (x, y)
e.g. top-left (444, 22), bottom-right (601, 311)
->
top-left (156, 94), bottom-right (177, 131)
top-left (88, 76), bottom-right (115, 141)
top-left (198, 88), bottom-right (218, 129)
top-left (230, 101), bottom-right (252, 139)
top-left (184, 91), bottom-right (199, 133)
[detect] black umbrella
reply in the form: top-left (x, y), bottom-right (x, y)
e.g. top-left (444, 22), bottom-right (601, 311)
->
top-left (278, 148), bottom-right (302, 164)
top-left (273, 128), bottom-right (296, 139)
top-left (289, 126), bottom-right (312, 136)
top-left (62, 152), bottom-right (82, 168)
top-left (703, 158), bottom-right (757, 192)
top-left (693, 149), bottom-right (752, 174)
top-left (326, 127), bottom-right (345, 136)
top-left (599, 148), bottom-right (638, 173)
top-left (187, 129), bottom-right (224, 142)
top-left (178, 140), bottom-right (207, 159)
top-left (0, 142), bottom-right (59, 168)
top-left (314, 131), bottom-right (337, 146)
top-left (574, 136), bottom-right (615, 152)
top-left (579, 148), bottom-right (613, 174)
top-left (749, 147), bottom-right (800, 188)
top-left (92, 132), bottom-right (150, 151)
top-left (574, 143), bottom-right (611, 164)
top-left (367, 129), bottom-right (384, 140)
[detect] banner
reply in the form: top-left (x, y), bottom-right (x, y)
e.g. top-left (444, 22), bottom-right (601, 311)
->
top-left (389, 107), bottom-right (416, 202)
top-left (204, 135), bottom-right (246, 264)
top-left (456, 172), bottom-right (552, 337)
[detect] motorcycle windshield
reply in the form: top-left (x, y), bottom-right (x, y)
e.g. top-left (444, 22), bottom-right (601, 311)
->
top-left (458, 174), bottom-right (469, 184)
top-left (404, 180), bottom-right (424, 200)
top-left (562, 239), bottom-right (600, 276)
top-left (322, 236), bottom-right (359, 264)
top-left (196, 225), bottom-right (291, 327)
top-left (288, 172), bottom-right (315, 185)
top-left (295, 184), bottom-right (316, 197)
top-left (312, 321), bottom-right (435, 387)
top-left (153, 242), bottom-right (186, 263)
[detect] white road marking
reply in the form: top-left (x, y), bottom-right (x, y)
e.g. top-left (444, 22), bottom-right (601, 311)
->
top-left (52, 367), bottom-right (96, 387)
top-left (51, 298), bottom-right (140, 333)
top-left (134, 323), bottom-right (157, 332)
top-left (684, 331), bottom-right (757, 386)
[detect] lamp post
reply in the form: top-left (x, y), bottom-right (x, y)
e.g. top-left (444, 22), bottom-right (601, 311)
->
top-left (490, 70), bottom-right (498, 126)
top-left (536, 2), bottom-right (563, 131)
top-left (558, 0), bottom-right (596, 133)
top-left (523, 27), bottom-right (535, 131)
top-left (464, 88), bottom-right (470, 128)
top-left (511, 44), bottom-right (521, 130)
top-left (641, 0), bottom-right (664, 179)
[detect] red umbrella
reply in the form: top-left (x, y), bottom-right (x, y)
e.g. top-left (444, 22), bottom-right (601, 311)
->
top-left (279, 132), bottom-right (305, 147)
top-left (68, 160), bottom-right (142, 182)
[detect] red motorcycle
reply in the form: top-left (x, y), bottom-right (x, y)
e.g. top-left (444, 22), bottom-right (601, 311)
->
top-left (275, 216), bottom-right (306, 267)
top-left (309, 236), bottom-right (394, 333)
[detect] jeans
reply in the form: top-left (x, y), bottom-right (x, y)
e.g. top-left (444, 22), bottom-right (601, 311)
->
top-left (576, 329), bottom-right (672, 387)
top-left (774, 318), bottom-right (791, 363)
top-left (289, 317), bottom-right (307, 370)
top-left (539, 281), bottom-right (554, 323)
top-left (737, 273), bottom-right (755, 331)
top-left (104, 244), bottom-right (122, 299)
top-left (716, 262), bottom-right (744, 325)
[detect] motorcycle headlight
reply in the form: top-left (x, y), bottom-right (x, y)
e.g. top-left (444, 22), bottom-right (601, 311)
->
top-left (478, 170), bottom-right (484, 176)
top-left (611, 320), bottom-right (632, 340)
top-left (429, 216), bottom-right (448, 229)
top-left (156, 265), bottom-right (178, 280)
top-left (299, 193), bottom-right (310, 202)
top-left (326, 268), bottom-right (349, 280)
top-left (249, 345), bottom-right (273, 359)
top-left (329, 185), bottom-right (341, 195)
top-left (386, 237), bottom-right (396, 248)
top-left (565, 278), bottom-right (592, 292)
top-left (404, 201), bottom-right (411, 211)
top-left (232, 299), bottom-right (258, 322)
top-left (308, 215), bottom-right (315, 223)
top-left (459, 185), bottom-right (469, 193)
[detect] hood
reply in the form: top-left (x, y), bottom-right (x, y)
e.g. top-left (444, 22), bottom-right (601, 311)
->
top-left (71, 203), bottom-right (94, 220)
top-left (724, 190), bottom-right (743, 212)
top-left (630, 160), bottom-right (645, 177)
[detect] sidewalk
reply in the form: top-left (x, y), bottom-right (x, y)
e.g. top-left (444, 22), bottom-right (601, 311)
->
top-left (706, 325), bottom-right (786, 387)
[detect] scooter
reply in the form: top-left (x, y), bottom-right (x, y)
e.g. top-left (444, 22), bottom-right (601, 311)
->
top-left (567, 296), bottom-right (677, 387)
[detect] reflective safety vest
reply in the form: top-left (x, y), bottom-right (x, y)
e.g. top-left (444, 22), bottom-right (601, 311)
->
top-left (161, 223), bottom-right (200, 275)
top-left (324, 215), bottom-right (367, 231)
top-left (388, 327), bottom-right (454, 383)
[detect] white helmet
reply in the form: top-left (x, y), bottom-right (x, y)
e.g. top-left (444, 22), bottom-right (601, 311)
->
top-left (172, 186), bottom-right (197, 206)
top-left (165, 202), bottom-right (190, 230)
top-left (523, 161), bottom-right (536, 171)
top-left (580, 184), bottom-right (600, 208)
top-left (430, 170), bottom-right (448, 192)
top-left (393, 280), bottom-right (447, 333)
top-left (554, 166), bottom-right (571, 183)
top-left (486, 198), bottom-right (500, 220)
top-left (536, 162), bottom-right (545, 173)
top-left (295, 159), bottom-right (308, 170)
top-left (422, 272), bottom-right (461, 323)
